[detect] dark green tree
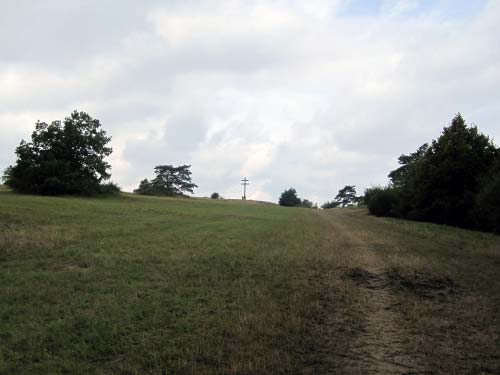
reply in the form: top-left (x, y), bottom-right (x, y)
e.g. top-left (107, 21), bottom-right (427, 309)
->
top-left (334, 185), bottom-right (357, 207)
top-left (3, 111), bottom-right (114, 195)
top-left (279, 187), bottom-right (301, 207)
top-left (365, 186), bottom-right (400, 217)
top-left (134, 165), bottom-right (197, 196)
top-left (321, 200), bottom-right (340, 209)
top-left (388, 143), bottom-right (429, 188)
top-left (211, 192), bottom-right (221, 199)
top-left (301, 198), bottom-right (314, 208)
top-left (404, 114), bottom-right (497, 226)
top-left (475, 174), bottom-right (500, 234)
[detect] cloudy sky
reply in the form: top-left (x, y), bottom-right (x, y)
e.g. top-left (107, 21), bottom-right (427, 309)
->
top-left (1, 0), bottom-right (499, 203)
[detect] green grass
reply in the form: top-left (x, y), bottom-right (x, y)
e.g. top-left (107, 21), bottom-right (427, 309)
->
top-left (0, 191), bottom-right (343, 374)
top-left (1, 190), bottom-right (499, 374)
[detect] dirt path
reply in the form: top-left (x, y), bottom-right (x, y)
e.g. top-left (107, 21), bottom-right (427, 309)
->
top-left (345, 256), bottom-right (425, 374)
top-left (322, 213), bottom-right (429, 374)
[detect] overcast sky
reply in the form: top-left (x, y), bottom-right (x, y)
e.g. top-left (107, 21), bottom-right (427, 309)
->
top-left (1, 0), bottom-right (499, 203)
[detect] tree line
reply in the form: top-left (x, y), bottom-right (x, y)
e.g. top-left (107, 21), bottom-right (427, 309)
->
top-left (364, 114), bottom-right (500, 234)
top-left (1, 111), bottom-right (199, 198)
top-left (278, 185), bottom-right (360, 209)
top-left (3, 111), bottom-right (499, 234)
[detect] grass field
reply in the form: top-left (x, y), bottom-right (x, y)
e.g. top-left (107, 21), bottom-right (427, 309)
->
top-left (1, 189), bottom-right (499, 374)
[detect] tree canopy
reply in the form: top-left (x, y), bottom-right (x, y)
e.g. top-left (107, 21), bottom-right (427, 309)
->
top-left (278, 187), bottom-right (302, 207)
top-left (134, 165), bottom-right (197, 196)
top-left (388, 143), bottom-right (429, 189)
top-left (367, 114), bottom-right (500, 233)
top-left (399, 114), bottom-right (497, 226)
top-left (334, 185), bottom-right (358, 207)
top-left (3, 111), bottom-right (115, 195)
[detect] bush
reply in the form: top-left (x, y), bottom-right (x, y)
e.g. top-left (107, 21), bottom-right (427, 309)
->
top-left (40, 177), bottom-right (67, 196)
top-left (98, 182), bottom-right (121, 196)
top-left (321, 201), bottom-right (340, 209)
top-left (365, 187), bottom-right (400, 217)
top-left (474, 175), bottom-right (500, 234)
top-left (301, 199), bottom-right (314, 208)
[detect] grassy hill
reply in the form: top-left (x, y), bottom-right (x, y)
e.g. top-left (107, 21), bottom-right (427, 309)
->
top-left (1, 190), bottom-right (499, 374)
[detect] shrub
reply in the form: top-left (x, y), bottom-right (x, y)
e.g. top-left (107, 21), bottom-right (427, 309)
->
top-left (301, 199), bottom-right (314, 208)
top-left (365, 187), bottom-right (400, 217)
top-left (474, 175), bottom-right (500, 234)
top-left (98, 182), bottom-right (121, 196)
top-left (321, 201), bottom-right (340, 209)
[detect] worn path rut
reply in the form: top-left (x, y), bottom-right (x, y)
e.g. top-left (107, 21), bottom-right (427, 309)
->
top-left (322, 213), bottom-right (430, 375)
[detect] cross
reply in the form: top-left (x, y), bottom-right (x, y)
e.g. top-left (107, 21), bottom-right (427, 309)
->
top-left (241, 177), bottom-right (249, 200)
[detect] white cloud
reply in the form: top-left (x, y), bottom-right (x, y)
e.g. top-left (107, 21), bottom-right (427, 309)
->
top-left (1, 0), bottom-right (499, 203)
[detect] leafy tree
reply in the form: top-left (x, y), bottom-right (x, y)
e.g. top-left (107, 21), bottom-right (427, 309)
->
top-left (211, 192), bottom-right (221, 199)
top-left (134, 165), bottom-right (197, 196)
top-left (334, 185), bottom-right (357, 207)
top-left (377, 114), bottom-right (499, 232)
top-left (279, 187), bottom-right (301, 207)
top-left (388, 143), bottom-right (429, 188)
top-left (3, 111), bottom-right (115, 195)
top-left (404, 114), bottom-right (497, 226)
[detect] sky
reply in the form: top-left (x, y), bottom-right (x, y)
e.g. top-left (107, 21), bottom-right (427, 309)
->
top-left (1, 0), bottom-right (499, 203)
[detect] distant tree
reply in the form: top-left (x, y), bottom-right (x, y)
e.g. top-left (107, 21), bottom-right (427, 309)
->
top-left (334, 185), bottom-right (357, 207)
top-left (211, 192), bottom-right (221, 199)
top-left (3, 111), bottom-right (115, 195)
top-left (301, 199), bottom-right (313, 208)
top-left (134, 165), bottom-right (197, 196)
top-left (279, 187), bottom-right (302, 207)
top-left (321, 200), bottom-right (340, 209)
top-left (134, 179), bottom-right (157, 195)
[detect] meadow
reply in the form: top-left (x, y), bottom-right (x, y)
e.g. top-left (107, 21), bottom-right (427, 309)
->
top-left (1, 189), bottom-right (499, 374)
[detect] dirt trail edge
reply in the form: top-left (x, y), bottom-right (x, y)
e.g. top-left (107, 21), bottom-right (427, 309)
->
top-left (322, 212), bottom-right (430, 375)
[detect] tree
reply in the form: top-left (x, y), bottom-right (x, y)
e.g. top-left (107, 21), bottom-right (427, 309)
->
top-left (3, 111), bottom-right (114, 195)
top-left (475, 174), bottom-right (500, 234)
top-left (279, 187), bottom-right (301, 207)
top-left (301, 199), bottom-right (314, 208)
top-left (134, 165), bottom-right (197, 196)
top-left (403, 114), bottom-right (497, 226)
top-left (388, 143), bottom-right (429, 189)
top-left (321, 200), bottom-right (340, 209)
top-left (334, 185), bottom-right (357, 207)
top-left (211, 192), bottom-right (221, 199)
top-left (375, 114), bottom-right (500, 232)
top-left (365, 186), bottom-right (400, 217)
